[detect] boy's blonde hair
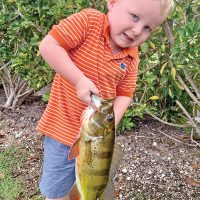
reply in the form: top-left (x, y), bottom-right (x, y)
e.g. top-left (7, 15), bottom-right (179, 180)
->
top-left (108, 0), bottom-right (175, 17)
top-left (157, 0), bottom-right (175, 17)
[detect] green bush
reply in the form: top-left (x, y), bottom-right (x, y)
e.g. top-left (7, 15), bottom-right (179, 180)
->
top-left (0, 0), bottom-right (106, 90)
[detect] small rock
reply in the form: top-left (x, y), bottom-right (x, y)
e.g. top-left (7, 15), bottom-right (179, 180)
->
top-left (152, 141), bottom-right (157, 147)
top-left (161, 173), bottom-right (165, 178)
top-left (20, 117), bottom-right (25, 121)
top-left (122, 168), bottom-right (128, 174)
top-left (15, 131), bottom-right (23, 139)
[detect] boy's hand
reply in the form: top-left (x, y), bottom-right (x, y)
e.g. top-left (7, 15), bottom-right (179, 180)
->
top-left (75, 76), bottom-right (99, 104)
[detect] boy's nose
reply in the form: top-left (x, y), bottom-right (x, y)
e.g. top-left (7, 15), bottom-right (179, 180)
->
top-left (132, 24), bottom-right (143, 36)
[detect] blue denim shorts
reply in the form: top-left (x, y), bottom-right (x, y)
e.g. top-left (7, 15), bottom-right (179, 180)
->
top-left (39, 136), bottom-right (76, 199)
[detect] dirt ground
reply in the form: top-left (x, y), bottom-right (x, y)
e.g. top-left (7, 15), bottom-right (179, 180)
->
top-left (0, 90), bottom-right (200, 200)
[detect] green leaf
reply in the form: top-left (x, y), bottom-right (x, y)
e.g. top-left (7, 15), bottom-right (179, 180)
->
top-left (175, 81), bottom-right (184, 90)
top-left (160, 62), bottom-right (168, 75)
top-left (149, 96), bottom-right (159, 100)
top-left (168, 88), bottom-right (174, 98)
top-left (160, 76), bottom-right (168, 85)
top-left (171, 67), bottom-right (176, 80)
top-left (140, 43), bottom-right (149, 53)
top-left (42, 92), bottom-right (50, 102)
top-left (149, 41), bottom-right (156, 49)
top-left (145, 72), bottom-right (157, 84)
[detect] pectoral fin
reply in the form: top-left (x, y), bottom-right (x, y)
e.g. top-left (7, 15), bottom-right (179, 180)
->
top-left (68, 137), bottom-right (80, 160)
top-left (68, 183), bottom-right (80, 200)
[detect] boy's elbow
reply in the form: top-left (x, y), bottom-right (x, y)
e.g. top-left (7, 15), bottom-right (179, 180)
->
top-left (39, 35), bottom-right (59, 55)
top-left (39, 40), bottom-right (47, 55)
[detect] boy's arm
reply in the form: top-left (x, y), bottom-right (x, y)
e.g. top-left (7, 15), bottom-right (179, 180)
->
top-left (39, 34), bottom-right (99, 104)
top-left (114, 96), bottom-right (132, 127)
top-left (114, 57), bottom-right (138, 127)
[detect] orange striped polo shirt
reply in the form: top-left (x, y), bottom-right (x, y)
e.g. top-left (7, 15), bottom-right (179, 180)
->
top-left (36, 8), bottom-right (139, 146)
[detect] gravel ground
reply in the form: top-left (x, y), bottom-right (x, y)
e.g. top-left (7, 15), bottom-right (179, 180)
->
top-left (115, 122), bottom-right (200, 200)
top-left (0, 92), bottom-right (200, 200)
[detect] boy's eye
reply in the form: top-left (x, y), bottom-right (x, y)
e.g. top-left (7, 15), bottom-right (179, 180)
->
top-left (144, 26), bottom-right (152, 32)
top-left (130, 14), bottom-right (139, 22)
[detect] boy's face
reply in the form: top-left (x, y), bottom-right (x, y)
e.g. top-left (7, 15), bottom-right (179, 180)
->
top-left (107, 0), bottom-right (166, 52)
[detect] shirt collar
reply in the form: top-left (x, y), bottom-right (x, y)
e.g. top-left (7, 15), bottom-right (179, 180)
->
top-left (103, 14), bottom-right (138, 58)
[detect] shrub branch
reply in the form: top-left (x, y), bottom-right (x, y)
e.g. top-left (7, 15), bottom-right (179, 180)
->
top-left (183, 68), bottom-right (200, 99)
top-left (176, 100), bottom-right (200, 138)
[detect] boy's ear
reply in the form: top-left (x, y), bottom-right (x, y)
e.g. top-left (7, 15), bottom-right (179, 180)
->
top-left (107, 0), bottom-right (116, 11)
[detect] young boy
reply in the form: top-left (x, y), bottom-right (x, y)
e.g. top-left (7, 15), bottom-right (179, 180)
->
top-left (37, 0), bottom-right (174, 199)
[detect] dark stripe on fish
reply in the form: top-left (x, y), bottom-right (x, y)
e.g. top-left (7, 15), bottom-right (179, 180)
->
top-left (93, 151), bottom-right (113, 158)
top-left (91, 184), bottom-right (108, 191)
top-left (83, 168), bottom-right (110, 176)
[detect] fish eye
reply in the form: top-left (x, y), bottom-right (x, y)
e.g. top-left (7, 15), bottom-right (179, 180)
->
top-left (106, 114), bottom-right (113, 122)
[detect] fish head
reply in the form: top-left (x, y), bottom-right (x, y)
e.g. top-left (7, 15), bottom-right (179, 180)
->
top-left (81, 94), bottom-right (115, 137)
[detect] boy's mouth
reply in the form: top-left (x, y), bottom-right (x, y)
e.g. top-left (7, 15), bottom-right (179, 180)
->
top-left (123, 32), bottom-right (134, 42)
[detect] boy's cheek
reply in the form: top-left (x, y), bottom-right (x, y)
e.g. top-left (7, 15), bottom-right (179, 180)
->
top-left (134, 36), bottom-right (150, 47)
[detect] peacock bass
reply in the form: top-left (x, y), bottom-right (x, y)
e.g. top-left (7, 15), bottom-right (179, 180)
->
top-left (68, 94), bottom-right (122, 200)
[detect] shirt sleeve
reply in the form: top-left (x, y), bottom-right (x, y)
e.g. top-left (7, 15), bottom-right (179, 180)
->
top-left (49, 10), bottom-right (89, 51)
top-left (116, 57), bottom-right (139, 98)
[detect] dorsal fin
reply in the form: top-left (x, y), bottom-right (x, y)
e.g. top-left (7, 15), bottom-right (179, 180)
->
top-left (68, 136), bottom-right (80, 160)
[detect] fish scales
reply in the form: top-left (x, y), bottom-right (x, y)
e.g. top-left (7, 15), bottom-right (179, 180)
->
top-left (68, 94), bottom-right (119, 200)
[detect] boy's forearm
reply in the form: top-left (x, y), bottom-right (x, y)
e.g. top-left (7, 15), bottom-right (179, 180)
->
top-left (39, 35), bottom-right (84, 86)
top-left (114, 96), bottom-right (132, 127)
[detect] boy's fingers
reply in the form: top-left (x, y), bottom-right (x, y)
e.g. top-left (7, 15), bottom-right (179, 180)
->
top-left (86, 98), bottom-right (91, 105)
top-left (90, 86), bottom-right (99, 96)
top-left (75, 76), bottom-right (99, 104)
top-left (82, 95), bottom-right (92, 105)
top-left (78, 91), bottom-right (92, 105)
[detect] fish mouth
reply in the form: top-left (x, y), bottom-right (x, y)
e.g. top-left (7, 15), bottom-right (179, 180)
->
top-left (91, 94), bottom-right (101, 110)
top-left (81, 94), bottom-right (114, 121)
top-left (80, 95), bottom-right (99, 124)
top-left (91, 94), bottom-right (114, 113)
